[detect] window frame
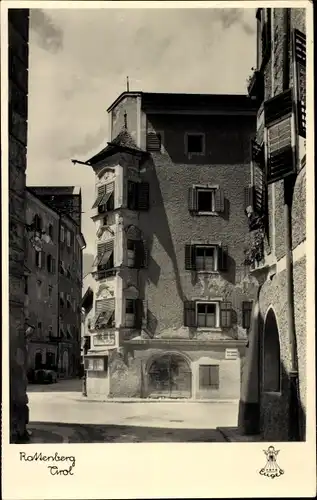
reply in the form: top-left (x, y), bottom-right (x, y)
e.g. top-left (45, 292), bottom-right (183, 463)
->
top-left (196, 301), bottom-right (220, 329)
top-left (199, 364), bottom-right (220, 390)
top-left (185, 132), bottom-right (206, 156)
top-left (196, 188), bottom-right (216, 214)
top-left (195, 245), bottom-right (218, 272)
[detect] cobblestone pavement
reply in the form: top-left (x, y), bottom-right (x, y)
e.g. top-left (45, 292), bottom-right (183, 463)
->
top-left (28, 422), bottom-right (227, 443)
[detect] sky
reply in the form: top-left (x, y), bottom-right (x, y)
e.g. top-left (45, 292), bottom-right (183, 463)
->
top-left (27, 5), bottom-right (256, 255)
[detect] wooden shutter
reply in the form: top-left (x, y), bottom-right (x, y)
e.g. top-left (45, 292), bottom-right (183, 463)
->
top-left (218, 245), bottom-right (228, 272)
top-left (293, 29), bottom-right (306, 138)
top-left (242, 301), bottom-right (253, 329)
top-left (188, 187), bottom-right (198, 212)
top-left (135, 299), bottom-right (143, 329)
top-left (142, 300), bottom-right (148, 329)
top-left (184, 301), bottom-right (196, 327)
top-left (95, 298), bottom-right (115, 315)
top-left (220, 301), bottom-right (232, 328)
top-left (137, 182), bottom-right (149, 211)
top-left (92, 185), bottom-right (105, 208)
top-left (214, 188), bottom-right (225, 213)
top-left (185, 244), bottom-right (196, 270)
top-left (51, 257), bottom-right (56, 274)
top-left (264, 89), bottom-right (295, 184)
top-left (147, 132), bottom-right (161, 152)
top-left (251, 140), bottom-right (265, 215)
top-left (244, 185), bottom-right (255, 212)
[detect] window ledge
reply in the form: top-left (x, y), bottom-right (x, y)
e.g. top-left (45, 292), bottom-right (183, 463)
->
top-left (196, 270), bottom-right (219, 275)
top-left (196, 327), bottom-right (222, 332)
top-left (196, 211), bottom-right (219, 216)
top-left (262, 391), bottom-right (282, 397)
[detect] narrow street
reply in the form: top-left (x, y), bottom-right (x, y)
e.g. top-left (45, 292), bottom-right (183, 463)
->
top-left (27, 379), bottom-right (238, 443)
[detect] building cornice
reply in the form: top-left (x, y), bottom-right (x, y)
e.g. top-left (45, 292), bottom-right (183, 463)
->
top-left (124, 338), bottom-right (247, 348)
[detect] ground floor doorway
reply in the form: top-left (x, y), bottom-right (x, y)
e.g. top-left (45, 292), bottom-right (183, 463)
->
top-left (147, 353), bottom-right (192, 398)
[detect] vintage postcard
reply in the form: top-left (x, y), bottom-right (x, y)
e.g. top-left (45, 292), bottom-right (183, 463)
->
top-left (1, 1), bottom-right (315, 498)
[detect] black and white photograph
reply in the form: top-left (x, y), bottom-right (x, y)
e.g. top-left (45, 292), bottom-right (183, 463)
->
top-left (2, 1), bottom-right (315, 498)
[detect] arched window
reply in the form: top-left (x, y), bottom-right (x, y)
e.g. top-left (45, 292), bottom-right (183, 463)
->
top-left (263, 308), bottom-right (281, 392)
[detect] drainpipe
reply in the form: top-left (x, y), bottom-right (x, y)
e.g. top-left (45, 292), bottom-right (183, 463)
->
top-left (283, 8), bottom-right (301, 441)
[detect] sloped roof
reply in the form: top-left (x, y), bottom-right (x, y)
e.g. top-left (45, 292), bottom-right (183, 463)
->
top-left (87, 128), bottom-right (146, 165)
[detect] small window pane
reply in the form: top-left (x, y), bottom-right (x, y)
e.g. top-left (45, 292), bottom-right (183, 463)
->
top-left (197, 314), bottom-right (206, 327)
top-left (206, 304), bottom-right (216, 314)
top-left (126, 299), bottom-right (135, 314)
top-left (197, 304), bottom-right (205, 314)
top-left (198, 190), bottom-right (213, 212)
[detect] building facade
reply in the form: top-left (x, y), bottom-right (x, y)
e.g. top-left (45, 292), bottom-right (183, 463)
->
top-left (79, 92), bottom-right (259, 400)
top-left (9, 8), bottom-right (30, 442)
top-left (27, 187), bottom-right (86, 378)
top-left (25, 190), bottom-right (59, 376)
top-left (239, 8), bottom-right (306, 441)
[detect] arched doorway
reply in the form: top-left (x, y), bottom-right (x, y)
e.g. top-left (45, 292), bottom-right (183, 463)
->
top-left (262, 308), bottom-right (281, 393)
top-left (147, 353), bottom-right (192, 398)
top-left (34, 351), bottom-right (43, 370)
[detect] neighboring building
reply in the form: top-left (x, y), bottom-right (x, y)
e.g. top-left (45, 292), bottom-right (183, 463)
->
top-left (76, 92), bottom-right (258, 400)
top-left (81, 272), bottom-right (95, 371)
top-left (25, 189), bottom-right (59, 375)
top-left (27, 186), bottom-right (86, 378)
top-left (239, 8), bottom-right (306, 441)
top-left (9, 8), bottom-right (30, 443)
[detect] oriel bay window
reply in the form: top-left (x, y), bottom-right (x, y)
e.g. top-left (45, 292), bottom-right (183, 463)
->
top-left (188, 185), bottom-right (225, 215)
top-left (92, 182), bottom-right (115, 213)
top-left (185, 244), bottom-right (228, 272)
top-left (184, 300), bottom-right (232, 329)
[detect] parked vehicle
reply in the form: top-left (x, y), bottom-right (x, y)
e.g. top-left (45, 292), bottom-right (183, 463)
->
top-left (34, 369), bottom-right (58, 384)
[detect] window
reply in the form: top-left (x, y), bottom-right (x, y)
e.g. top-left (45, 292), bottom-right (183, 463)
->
top-left (59, 260), bottom-right (65, 275)
top-left (73, 298), bottom-right (76, 312)
top-left (92, 183), bottom-right (115, 213)
top-left (66, 294), bottom-right (71, 309)
top-left (36, 280), bottom-right (42, 299)
top-left (47, 254), bottom-right (55, 273)
top-left (125, 299), bottom-right (136, 327)
top-left (197, 303), bottom-right (218, 328)
top-left (195, 246), bottom-right (217, 271)
top-left (48, 285), bottom-right (53, 297)
top-left (60, 292), bottom-right (65, 307)
top-left (147, 131), bottom-right (162, 152)
top-left (46, 351), bottom-right (55, 368)
top-left (37, 321), bottom-right (42, 333)
top-left (127, 181), bottom-right (149, 211)
top-left (66, 230), bottom-right (71, 247)
top-left (242, 301), bottom-right (253, 329)
top-left (35, 250), bottom-right (42, 268)
top-left (66, 325), bottom-right (72, 339)
top-left (185, 244), bottom-right (228, 272)
top-left (60, 226), bottom-right (65, 242)
top-left (183, 300), bottom-right (232, 328)
top-left (84, 357), bottom-right (107, 371)
top-left (256, 8), bottom-right (271, 69)
top-left (95, 298), bottom-right (115, 329)
top-left (48, 224), bottom-right (53, 239)
top-left (197, 189), bottom-right (215, 213)
top-left (199, 365), bottom-right (219, 389)
top-left (185, 133), bottom-right (205, 155)
top-left (93, 241), bottom-right (114, 278)
top-left (48, 325), bottom-right (53, 337)
top-left (24, 276), bottom-right (28, 295)
top-left (188, 186), bottom-right (225, 214)
top-left (66, 267), bottom-right (71, 279)
top-left (127, 239), bottom-right (136, 267)
top-left (33, 214), bottom-right (42, 232)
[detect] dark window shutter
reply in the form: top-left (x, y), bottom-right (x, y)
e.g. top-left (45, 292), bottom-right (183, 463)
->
top-left (266, 116), bottom-right (295, 184)
top-left (135, 299), bottom-right (143, 329)
top-left (134, 240), bottom-right (147, 269)
top-left (184, 301), bottom-right (196, 327)
top-left (251, 141), bottom-right (265, 214)
top-left (185, 244), bottom-right (196, 270)
top-left (244, 185), bottom-right (255, 211)
top-left (95, 298), bottom-right (115, 315)
top-left (264, 88), bottom-right (292, 127)
top-left (188, 187), bottom-right (198, 212)
top-left (218, 245), bottom-right (228, 272)
top-left (214, 188), bottom-right (225, 213)
top-left (293, 29), bottom-right (306, 138)
top-left (51, 257), bottom-right (56, 274)
top-left (147, 132), bottom-right (161, 152)
top-left (137, 182), bottom-right (149, 211)
top-left (220, 301), bottom-right (232, 328)
top-left (242, 301), bottom-right (253, 329)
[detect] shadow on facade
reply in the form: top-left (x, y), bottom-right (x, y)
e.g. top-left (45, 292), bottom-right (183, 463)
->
top-left (238, 302), bottom-right (306, 441)
top-left (27, 421), bottom-right (226, 443)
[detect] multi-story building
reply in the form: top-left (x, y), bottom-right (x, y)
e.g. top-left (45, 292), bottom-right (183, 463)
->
top-left (239, 8), bottom-right (307, 441)
top-left (27, 186), bottom-right (86, 378)
top-left (77, 92), bottom-right (259, 400)
top-left (25, 189), bottom-right (59, 375)
top-left (8, 8), bottom-right (30, 442)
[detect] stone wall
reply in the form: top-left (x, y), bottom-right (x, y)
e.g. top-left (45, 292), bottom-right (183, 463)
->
top-left (9, 8), bottom-right (29, 443)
